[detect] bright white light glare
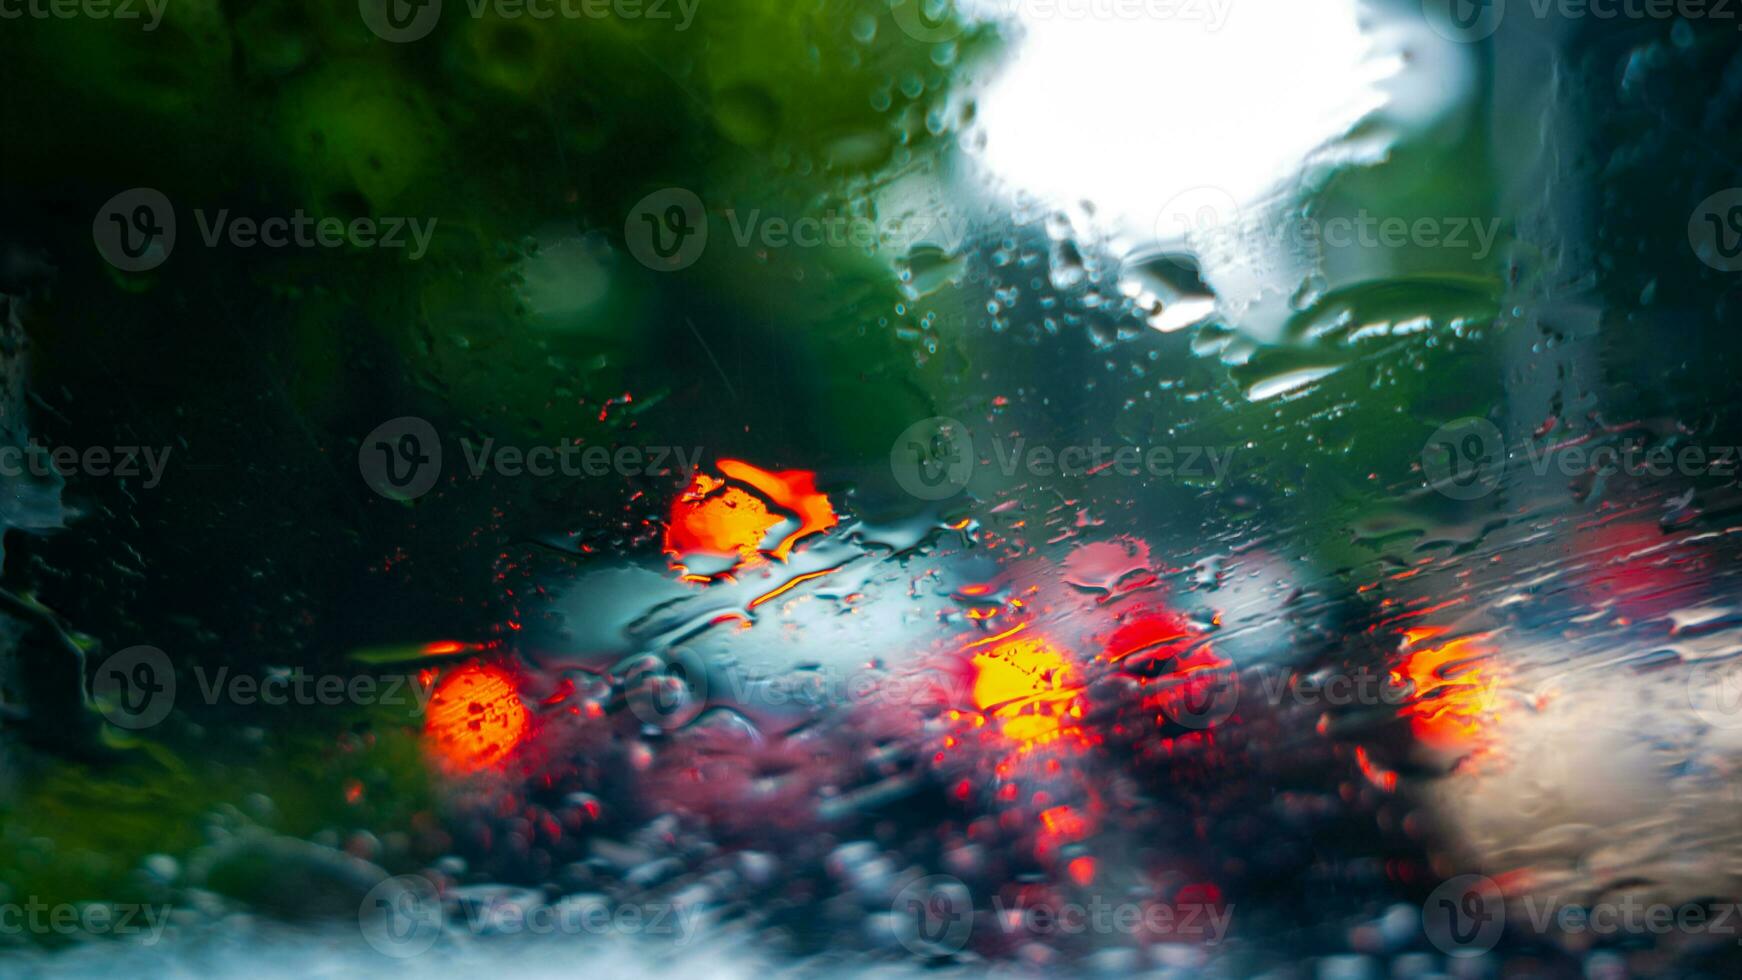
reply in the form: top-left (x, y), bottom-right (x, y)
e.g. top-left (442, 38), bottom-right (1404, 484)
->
top-left (973, 0), bottom-right (1393, 245)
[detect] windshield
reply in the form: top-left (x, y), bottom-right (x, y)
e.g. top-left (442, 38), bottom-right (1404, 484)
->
top-left (4, 1), bottom-right (1742, 976)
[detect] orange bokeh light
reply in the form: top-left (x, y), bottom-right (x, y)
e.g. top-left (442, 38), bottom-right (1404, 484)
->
top-left (424, 663), bottom-right (531, 773)
top-left (1394, 627), bottom-right (1502, 750)
top-left (664, 460), bottom-right (838, 576)
top-left (665, 473), bottom-right (779, 566)
top-left (715, 460), bottom-right (837, 559)
top-left (971, 630), bottom-right (1084, 749)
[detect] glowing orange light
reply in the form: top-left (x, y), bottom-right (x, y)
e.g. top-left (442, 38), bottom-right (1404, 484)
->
top-left (1067, 855), bottom-right (1097, 887)
top-left (966, 622), bottom-right (1029, 649)
top-left (1395, 631), bottom-right (1502, 749)
top-left (420, 640), bottom-right (469, 656)
top-left (715, 460), bottom-right (837, 559)
top-left (1355, 745), bottom-right (1399, 792)
top-left (1040, 804), bottom-right (1091, 842)
top-left (749, 567), bottom-right (839, 610)
top-left (665, 472), bottom-right (781, 570)
top-left (972, 632), bottom-right (1084, 749)
top-left (424, 663), bottom-right (531, 773)
top-left (663, 461), bottom-right (837, 577)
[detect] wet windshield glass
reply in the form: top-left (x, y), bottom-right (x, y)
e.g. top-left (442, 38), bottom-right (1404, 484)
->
top-left (4, 0), bottom-right (1742, 976)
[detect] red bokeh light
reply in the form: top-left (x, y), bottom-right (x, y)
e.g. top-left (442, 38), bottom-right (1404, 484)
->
top-left (424, 663), bottom-right (531, 773)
